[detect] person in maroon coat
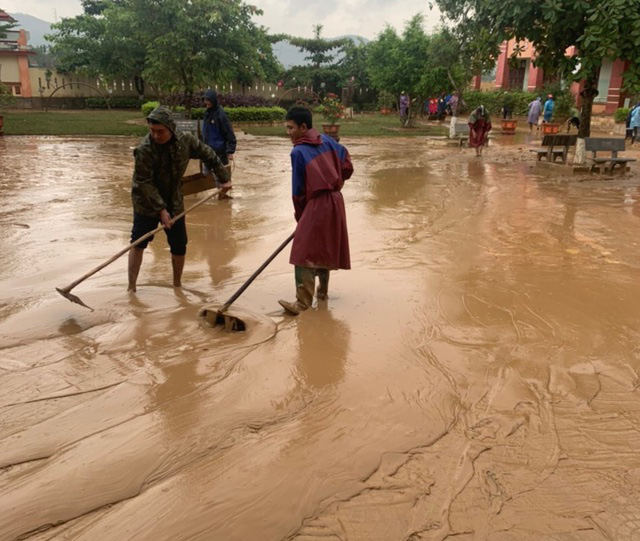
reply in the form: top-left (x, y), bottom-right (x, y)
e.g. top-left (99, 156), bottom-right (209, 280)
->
top-left (279, 106), bottom-right (354, 315)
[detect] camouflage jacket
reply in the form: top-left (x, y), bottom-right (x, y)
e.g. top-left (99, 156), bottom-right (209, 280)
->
top-left (132, 131), bottom-right (229, 217)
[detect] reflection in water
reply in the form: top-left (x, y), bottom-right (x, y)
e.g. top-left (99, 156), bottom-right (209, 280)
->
top-left (203, 203), bottom-right (237, 287)
top-left (296, 307), bottom-right (350, 389)
top-left (155, 359), bottom-right (202, 436)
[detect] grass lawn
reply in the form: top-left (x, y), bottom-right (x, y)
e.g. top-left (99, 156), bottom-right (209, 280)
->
top-left (243, 113), bottom-right (448, 137)
top-left (2, 110), bottom-right (148, 136)
top-left (1, 110), bottom-right (448, 137)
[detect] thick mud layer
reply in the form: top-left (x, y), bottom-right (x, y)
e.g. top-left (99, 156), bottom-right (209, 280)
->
top-left (1, 131), bottom-right (640, 540)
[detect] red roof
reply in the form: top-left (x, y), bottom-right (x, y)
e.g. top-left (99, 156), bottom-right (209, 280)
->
top-left (0, 9), bottom-right (17, 23)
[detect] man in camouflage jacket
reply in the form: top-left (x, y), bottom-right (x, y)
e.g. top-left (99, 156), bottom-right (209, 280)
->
top-left (128, 105), bottom-right (230, 292)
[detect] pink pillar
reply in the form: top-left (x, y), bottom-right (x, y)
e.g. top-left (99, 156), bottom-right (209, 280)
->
top-left (605, 59), bottom-right (627, 114)
top-left (17, 29), bottom-right (33, 97)
top-left (494, 42), bottom-right (510, 89)
top-left (527, 60), bottom-right (544, 92)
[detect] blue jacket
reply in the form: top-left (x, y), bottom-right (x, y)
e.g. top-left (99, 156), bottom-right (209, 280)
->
top-left (202, 89), bottom-right (237, 155)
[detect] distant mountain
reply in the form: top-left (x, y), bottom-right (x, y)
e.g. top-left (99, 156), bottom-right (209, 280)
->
top-left (7, 13), bottom-right (369, 70)
top-left (8, 13), bottom-right (53, 47)
top-left (275, 35), bottom-right (369, 69)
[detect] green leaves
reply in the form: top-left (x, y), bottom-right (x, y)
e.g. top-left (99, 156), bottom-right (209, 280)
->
top-left (46, 0), bottom-right (282, 103)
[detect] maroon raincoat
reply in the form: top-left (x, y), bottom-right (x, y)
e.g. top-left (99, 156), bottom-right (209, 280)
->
top-left (289, 129), bottom-right (353, 269)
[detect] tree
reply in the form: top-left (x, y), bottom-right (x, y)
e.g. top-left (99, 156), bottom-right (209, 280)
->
top-left (366, 16), bottom-right (433, 121)
top-left (47, 0), bottom-right (282, 112)
top-left (287, 25), bottom-right (348, 93)
top-left (417, 28), bottom-right (478, 100)
top-left (32, 45), bottom-right (59, 70)
top-left (433, 0), bottom-right (640, 161)
top-left (48, 0), bottom-right (147, 96)
top-left (0, 15), bottom-right (16, 40)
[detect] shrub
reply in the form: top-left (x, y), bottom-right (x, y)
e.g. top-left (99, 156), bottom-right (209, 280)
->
top-left (317, 93), bottom-right (345, 125)
top-left (164, 92), bottom-right (274, 109)
top-left (464, 89), bottom-right (575, 120)
top-left (0, 82), bottom-right (16, 111)
top-left (141, 102), bottom-right (285, 123)
top-left (85, 97), bottom-right (144, 109)
top-left (614, 107), bottom-right (630, 124)
top-left (225, 106), bottom-right (286, 123)
top-left (141, 101), bottom-right (160, 117)
top-left (377, 90), bottom-right (395, 110)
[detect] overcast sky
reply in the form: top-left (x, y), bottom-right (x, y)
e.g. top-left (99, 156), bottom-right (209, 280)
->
top-left (4, 0), bottom-right (443, 39)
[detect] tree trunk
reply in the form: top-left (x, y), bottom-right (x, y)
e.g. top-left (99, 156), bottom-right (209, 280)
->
top-left (134, 76), bottom-right (145, 100)
top-left (574, 67), bottom-right (599, 165)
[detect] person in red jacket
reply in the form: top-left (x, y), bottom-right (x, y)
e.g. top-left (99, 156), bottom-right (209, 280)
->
top-left (279, 106), bottom-right (354, 315)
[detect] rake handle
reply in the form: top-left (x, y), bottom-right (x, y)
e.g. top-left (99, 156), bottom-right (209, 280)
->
top-left (219, 232), bottom-right (295, 313)
top-left (60, 188), bottom-right (221, 293)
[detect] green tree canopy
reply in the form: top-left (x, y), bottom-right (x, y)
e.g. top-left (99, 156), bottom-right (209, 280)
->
top-left (283, 25), bottom-right (348, 94)
top-left (47, 0), bottom-right (282, 107)
top-left (433, 0), bottom-right (640, 139)
top-left (366, 15), bottom-right (470, 113)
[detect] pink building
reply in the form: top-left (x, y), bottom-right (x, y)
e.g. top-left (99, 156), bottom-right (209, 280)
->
top-left (0, 9), bottom-right (34, 98)
top-left (488, 39), bottom-right (630, 114)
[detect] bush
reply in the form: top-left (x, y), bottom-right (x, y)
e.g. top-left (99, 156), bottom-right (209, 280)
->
top-left (141, 101), bottom-right (160, 117)
top-left (164, 92), bottom-right (274, 109)
top-left (464, 89), bottom-right (575, 120)
top-left (225, 106), bottom-right (286, 123)
top-left (85, 97), bottom-right (145, 109)
top-left (141, 102), bottom-right (286, 123)
top-left (614, 107), bottom-right (630, 124)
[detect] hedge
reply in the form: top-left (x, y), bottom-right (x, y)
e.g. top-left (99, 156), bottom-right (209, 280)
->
top-left (86, 97), bottom-right (145, 109)
top-left (141, 101), bottom-right (159, 117)
top-left (164, 92), bottom-right (273, 109)
top-left (614, 107), bottom-right (630, 124)
top-left (141, 102), bottom-right (286, 123)
top-left (463, 88), bottom-right (574, 120)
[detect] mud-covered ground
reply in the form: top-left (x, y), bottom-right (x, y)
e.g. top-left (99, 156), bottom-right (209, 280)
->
top-left (1, 130), bottom-right (640, 540)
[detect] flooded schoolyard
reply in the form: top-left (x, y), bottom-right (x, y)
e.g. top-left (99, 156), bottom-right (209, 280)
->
top-left (2, 130), bottom-right (640, 540)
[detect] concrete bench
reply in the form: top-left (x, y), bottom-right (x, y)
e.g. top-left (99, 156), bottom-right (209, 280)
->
top-left (585, 137), bottom-right (636, 174)
top-left (452, 122), bottom-right (470, 146)
top-left (530, 134), bottom-right (577, 164)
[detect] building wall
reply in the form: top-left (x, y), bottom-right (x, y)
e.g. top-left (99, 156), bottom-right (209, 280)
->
top-left (0, 29), bottom-right (34, 96)
top-left (493, 39), bottom-right (628, 115)
top-left (0, 56), bottom-right (20, 81)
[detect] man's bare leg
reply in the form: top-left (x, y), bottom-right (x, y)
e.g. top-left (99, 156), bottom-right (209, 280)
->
top-left (172, 254), bottom-right (185, 287)
top-left (128, 247), bottom-right (144, 292)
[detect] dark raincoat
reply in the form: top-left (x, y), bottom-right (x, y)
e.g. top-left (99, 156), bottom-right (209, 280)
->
top-left (132, 106), bottom-right (229, 217)
top-left (289, 129), bottom-right (353, 270)
top-left (202, 89), bottom-right (237, 156)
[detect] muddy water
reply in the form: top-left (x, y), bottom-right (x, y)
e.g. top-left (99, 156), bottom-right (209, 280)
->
top-left (1, 131), bottom-right (640, 540)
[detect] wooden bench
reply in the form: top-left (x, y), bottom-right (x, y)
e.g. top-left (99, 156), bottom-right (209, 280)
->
top-left (585, 137), bottom-right (637, 174)
top-left (530, 134), bottom-right (577, 164)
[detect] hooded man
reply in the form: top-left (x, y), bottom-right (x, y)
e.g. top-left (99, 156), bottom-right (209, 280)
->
top-left (128, 105), bottom-right (231, 292)
top-left (202, 89), bottom-right (237, 199)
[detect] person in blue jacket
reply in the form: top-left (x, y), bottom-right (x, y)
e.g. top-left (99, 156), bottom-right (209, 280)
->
top-left (543, 94), bottom-right (555, 123)
top-left (202, 89), bottom-right (237, 199)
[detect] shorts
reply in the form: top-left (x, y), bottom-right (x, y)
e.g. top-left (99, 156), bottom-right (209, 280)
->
top-left (131, 212), bottom-right (187, 256)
